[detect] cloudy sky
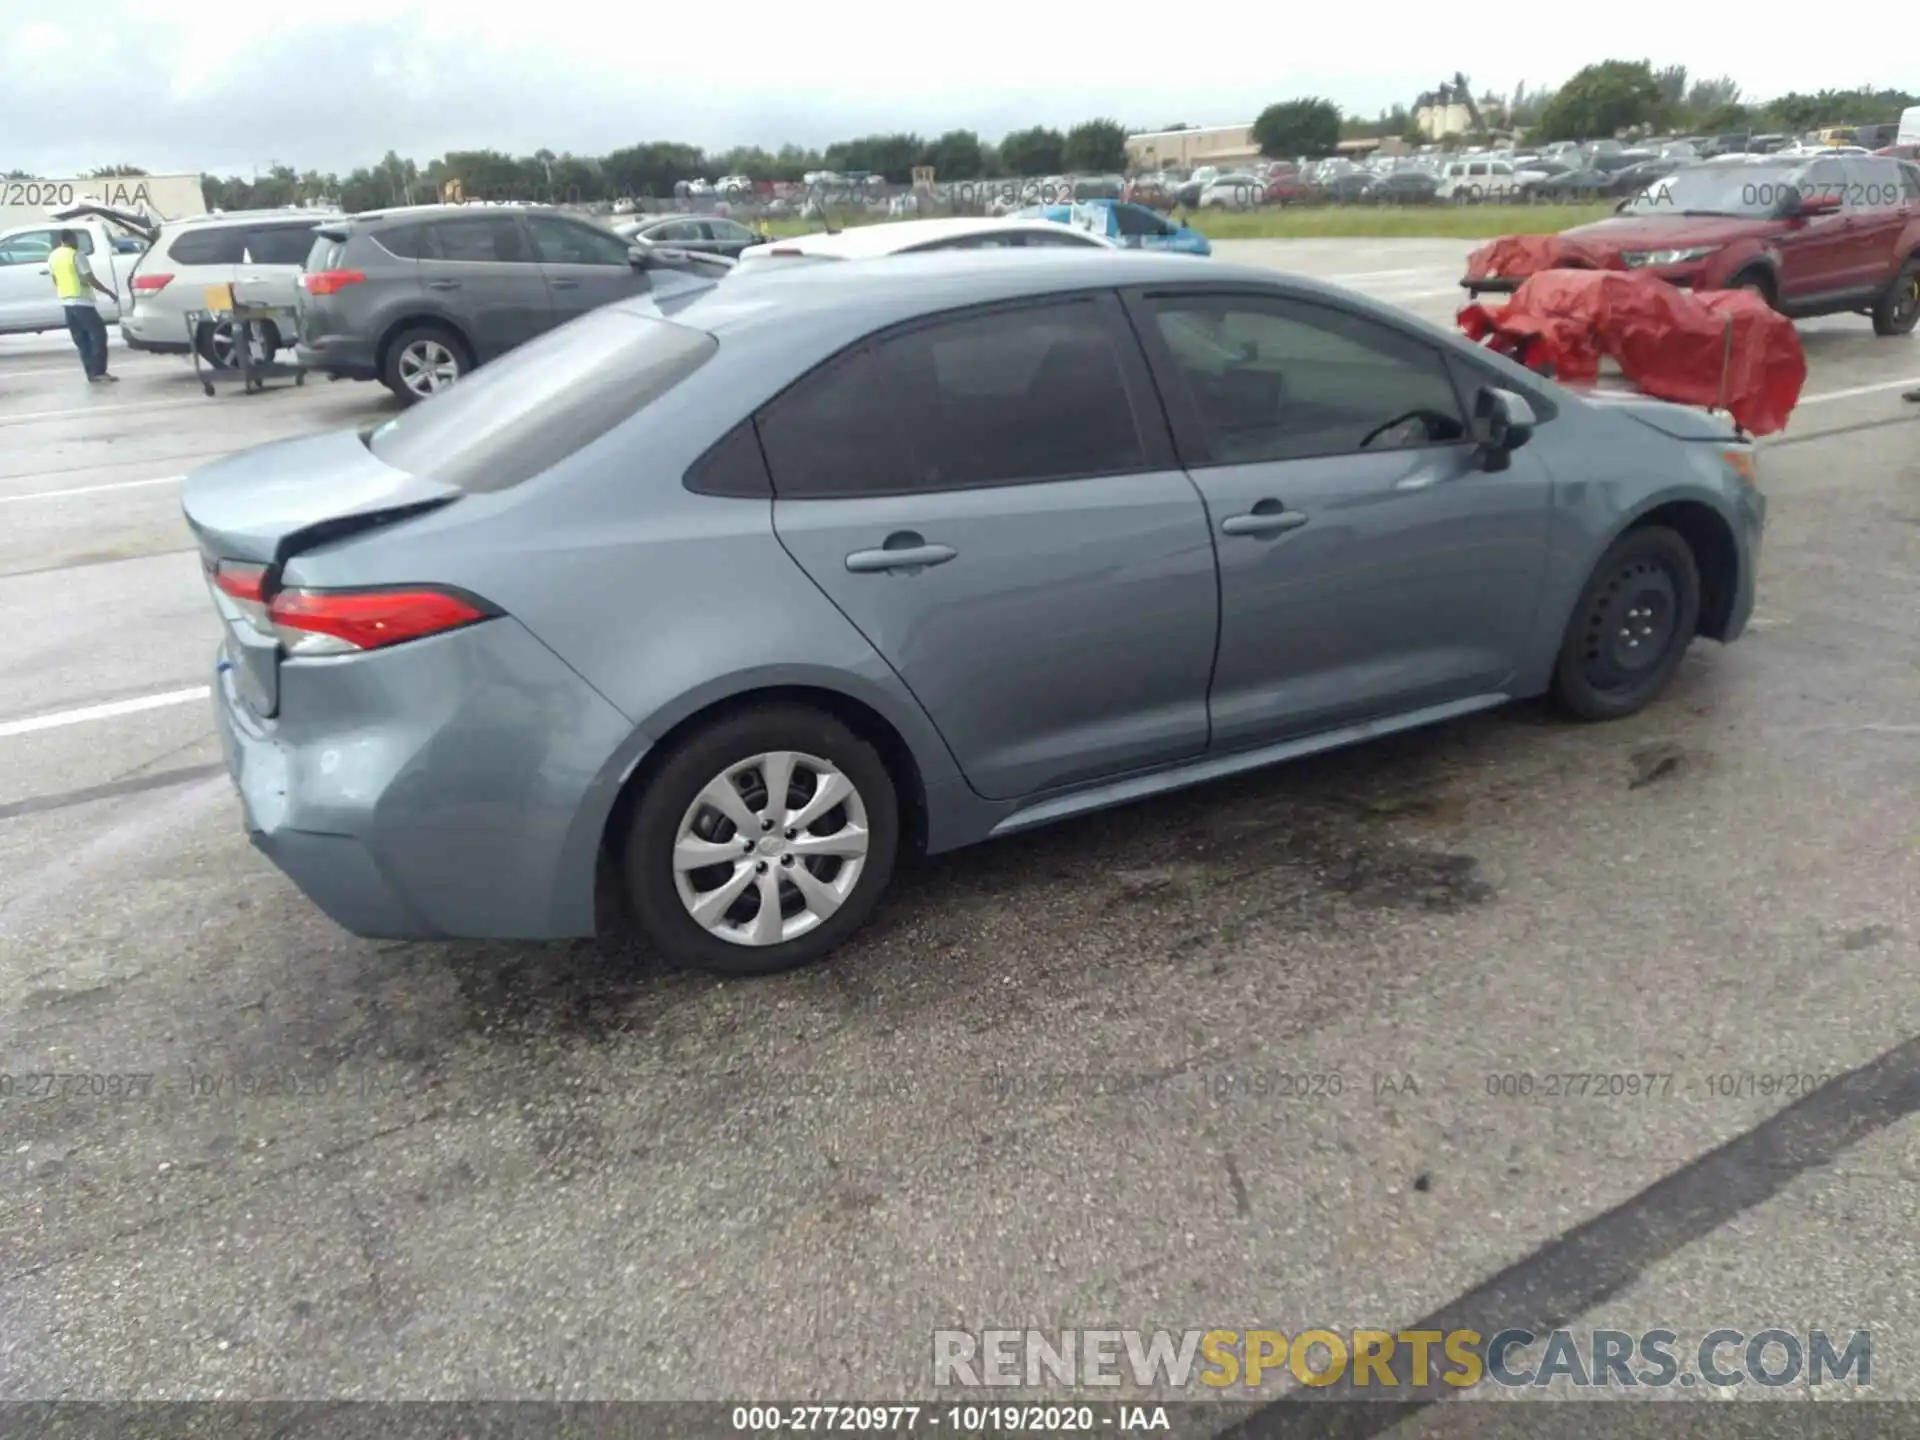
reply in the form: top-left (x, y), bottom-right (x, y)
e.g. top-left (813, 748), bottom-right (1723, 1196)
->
top-left (1, 2), bottom-right (1894, 178)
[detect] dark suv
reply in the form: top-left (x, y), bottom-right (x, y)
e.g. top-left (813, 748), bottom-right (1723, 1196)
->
top-left (1466, 155), bottom-right (1920, 335)
top-left (294, 204), bottom-right (735, 403)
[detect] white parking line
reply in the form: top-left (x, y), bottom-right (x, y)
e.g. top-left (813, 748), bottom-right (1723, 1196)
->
top-left (0, 473), bottom-right (184, 503)
top-left (0, 686), bottom-right (210, 740)
top-left (1796, 376), bottom-right (1920, 406)
top-left (0, 397), bottom-right (208, 428)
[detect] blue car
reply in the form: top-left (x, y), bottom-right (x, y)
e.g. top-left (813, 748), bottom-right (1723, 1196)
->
top-left (1017, 200), bottom-right (1211, 256)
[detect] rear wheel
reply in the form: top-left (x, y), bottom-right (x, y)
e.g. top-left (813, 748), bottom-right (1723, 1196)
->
top-left (381, 323), bottom-right (470, 404)
top-left (622, 704), bottom-right (900, 976)
top-left (196, 320), bottom-right (279, 370)
top-left (1551, 525), bottom-right (1702, 722)
top-left (1870, 260), bottom-right (1919, 337)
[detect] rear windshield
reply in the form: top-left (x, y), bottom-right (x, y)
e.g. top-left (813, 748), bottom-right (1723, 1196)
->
top-left (305, 232), bottom-right (344, 271)
top-left (365, 306), bottom-right (718, 493)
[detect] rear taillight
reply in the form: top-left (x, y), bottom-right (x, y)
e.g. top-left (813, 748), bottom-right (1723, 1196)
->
top-left (131, 273), bottom-right (173, 292)
top-left (266, 587), bottom-right (494, 655)
top-left (213, 560), bottom-right (272, 630)
top-left (300, 270), bottom-right (365, 296)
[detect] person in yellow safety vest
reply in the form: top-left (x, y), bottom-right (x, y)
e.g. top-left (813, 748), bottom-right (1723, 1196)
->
top-left (49, 230), bottom-right (119, 383)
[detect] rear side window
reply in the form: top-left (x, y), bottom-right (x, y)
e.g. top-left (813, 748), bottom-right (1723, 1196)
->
top-left (756, 347), bottom-right (912, 497)
top-left (1843, 157), bottom-right (1905, 209)
top-left (1903, 163), bottom-right (1920, 202)
top-left (427, 215), bottom-right (532, 263)
top-left (757, 298), bottom-right (1146, 497)
top-left (373, 223), bottom-right (435, 259)
top-left (166, 226), bottom-right (247, 265)
top-left (877, 300), bottom-right (1144, 488)
top-left (365, 307), bottom-right (716, 493)
top-left (244, 223), bottom-right (320, 265)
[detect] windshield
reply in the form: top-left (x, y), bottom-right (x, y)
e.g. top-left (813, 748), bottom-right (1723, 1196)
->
top-left (1619, 163), bottom-right (1798, 216)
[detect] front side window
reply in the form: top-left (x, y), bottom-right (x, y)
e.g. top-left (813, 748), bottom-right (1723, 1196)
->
top-left (1147, 294), bottom-right (1468, 465)
top-left (1114, 205), bottom-right (1168, 237)
top-left (373, 223), bottom-right (435, 260)
top-left (526, 214), bottom-right (632, 266)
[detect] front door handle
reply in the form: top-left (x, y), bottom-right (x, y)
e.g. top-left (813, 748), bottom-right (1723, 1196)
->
top-left (549, 278), bottom-right (580, 289)
top-left (845, 531), bottom-right (957, 573)
top-left (1221, 499), bottom-right (1309, 537)
top-left (427, 279), bottom-right (460, 290)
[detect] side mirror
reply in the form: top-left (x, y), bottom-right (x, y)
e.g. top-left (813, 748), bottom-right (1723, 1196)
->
top-left (627, 240), bottom-right (654, 266)
top-left (1473, 387), bottom-right (1536, 470)
top-left (1793, 191), bottom-right (1842, 218)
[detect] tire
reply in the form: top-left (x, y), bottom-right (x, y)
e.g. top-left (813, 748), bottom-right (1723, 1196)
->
top-left (1870, 259), bottom-right (1920, 337)
top-left (381, 323), bottom-right (470, 405)
top-left (196, 320), bottom-right (278, 371)
top-left (622, 704), bottom-right (900, 976)
top-left (1550, 524), bottom-right (1702, 722)
top-left (1729, 269), bottom-right (1776, 310)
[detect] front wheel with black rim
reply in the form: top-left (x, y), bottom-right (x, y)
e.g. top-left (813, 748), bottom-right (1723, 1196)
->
top-left (1870, 260), bottom-right (1919, 337)
top-left (1729, 269), bottom-right (1776, 310)
top-left (1551, 524), bottom-right (1702, 722)
top-left (381, 324), bottom-right (469, 405)
top-left (622, 705), bottom-right (900, 976)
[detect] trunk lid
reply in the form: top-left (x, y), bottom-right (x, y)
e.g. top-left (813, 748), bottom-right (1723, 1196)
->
top-left (184, 429), bottom-right (460, 718)
top-left (50, 200), bottom-right (158, 244)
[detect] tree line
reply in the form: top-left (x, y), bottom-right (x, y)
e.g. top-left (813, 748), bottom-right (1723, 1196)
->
top-left (45, 72), bottom-right (1916, 215)
top-left (184, 122), bottom-right (1132, 214)
top-left (1253, 71), bottom-right (1915, 159)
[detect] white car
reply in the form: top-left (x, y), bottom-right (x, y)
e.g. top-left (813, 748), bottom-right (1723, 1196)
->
top-left (736, 217), bottom-right (1117, 265)
top-left (107, 206), bottom-right (340, 366)
top-left (1197, 174), bottom-right (1266, 208)
top-left (1434, 159), bottom-right (1520, 203)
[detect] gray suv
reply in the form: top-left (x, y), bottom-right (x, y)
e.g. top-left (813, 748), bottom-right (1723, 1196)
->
top-left (294, 204), bottom-right (736, 403)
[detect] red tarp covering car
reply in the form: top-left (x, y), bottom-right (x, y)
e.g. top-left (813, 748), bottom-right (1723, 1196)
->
top-left (1456, 269), bottom-right (1808, 436)
top-left (1462, 233), bottom-right (1619, 283)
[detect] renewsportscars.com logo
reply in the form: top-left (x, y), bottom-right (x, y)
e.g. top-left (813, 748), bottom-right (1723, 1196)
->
top-left (932, 1328), bottom-right (1872, 1391)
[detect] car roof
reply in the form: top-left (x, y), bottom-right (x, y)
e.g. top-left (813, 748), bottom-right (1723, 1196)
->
top-left (341, 202), bottom-right (565, 225)
top-left (621, 249), bottom-right (1431, 348)
top-left (740, 216), bottom-right (1108, 258)
top-left (172, 208), bottom-right (341, 230)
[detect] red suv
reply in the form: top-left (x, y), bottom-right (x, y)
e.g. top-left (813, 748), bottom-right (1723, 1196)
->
top-left (1466, 155), bottom-right (1920, 335)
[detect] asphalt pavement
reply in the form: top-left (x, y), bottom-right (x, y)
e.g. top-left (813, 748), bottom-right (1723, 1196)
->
top-left (2, 239), bottom-right (1918, 1420)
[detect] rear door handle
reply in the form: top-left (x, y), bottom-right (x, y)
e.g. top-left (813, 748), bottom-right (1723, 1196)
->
top-left (549, 278), bottom-right (580, 289)
top-left (427, 279), bottom-right (460, 290)
top-left (845, 531), bottom-right (957, 573)
top-left (1221, 499), bottom-right (1309, 537)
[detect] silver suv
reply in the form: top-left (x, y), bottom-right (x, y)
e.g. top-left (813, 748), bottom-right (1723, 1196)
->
top-left (104, 208), bottom-right (340, 367)
top-left (293, 204), bottom-right (735, 404)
